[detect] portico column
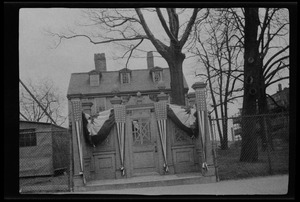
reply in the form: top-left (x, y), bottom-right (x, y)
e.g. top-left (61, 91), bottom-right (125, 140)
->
top-left (192, 82), bottom-right (216, 178)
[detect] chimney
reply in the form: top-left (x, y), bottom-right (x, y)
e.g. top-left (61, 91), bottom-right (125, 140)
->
top-left (94, 53), bottom-right (107, 72)
top-left (147, 51), bottom-right (154, 69)
top-left (278, 83), bottom-right (282, 92)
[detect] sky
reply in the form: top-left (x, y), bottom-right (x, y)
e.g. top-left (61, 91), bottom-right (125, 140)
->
top-left (19, 8), bottom-right (289, 133)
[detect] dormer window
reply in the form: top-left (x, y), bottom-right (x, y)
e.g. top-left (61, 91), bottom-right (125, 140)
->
top-left (119, 68), bottom-right (132, 84)
top-left (89, 70), bottom-right (101, 87)
top-left (154, 71), bottom-right (161, 82)
top-left (122, 73), bottom-right (129, 84)
top-left (150, 66), bottom-right (163, 83)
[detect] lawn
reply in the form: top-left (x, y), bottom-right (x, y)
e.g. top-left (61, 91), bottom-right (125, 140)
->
top-left (216, 139), bottom-right (289, 181)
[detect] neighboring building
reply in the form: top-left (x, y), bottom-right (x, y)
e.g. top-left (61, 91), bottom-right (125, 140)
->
top-left (232, 83), bottom-right (289, 138)
top-left (19, 121), bottom-right (69, 177)
top-left (267, 83), bottom-right (289, 113)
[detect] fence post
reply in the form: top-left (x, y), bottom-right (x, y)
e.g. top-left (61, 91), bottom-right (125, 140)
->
top-left (263, 115), bottom-right (273, 175)
top-left (231, 127), bottom-right (235, 142)
top-left (209, 117), bottom-right (220, 182)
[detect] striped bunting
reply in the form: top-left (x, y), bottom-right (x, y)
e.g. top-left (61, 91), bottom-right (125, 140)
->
top-left (154, 102), bottom-right (169, 172)
top-left (71, 99), bottom-right (86, 184)
top-left (113, 105), bottom-right (126, 176)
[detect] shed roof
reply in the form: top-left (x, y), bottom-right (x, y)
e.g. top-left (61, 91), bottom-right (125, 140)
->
top-left (67, 68), bottom-right (189, 97)
top-left (19, 121), bottom-right (67, 130)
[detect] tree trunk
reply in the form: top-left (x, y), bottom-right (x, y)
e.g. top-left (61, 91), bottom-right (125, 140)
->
top-left (221, 118), bottom-right (229, 150)
top-left (240, 8), bottom-right (260, 162)
top-left (165, 49), bottom-right (186, 105)
top-left (257, 72), bottom-right (268, 151)
top-left (257, 74), bottom-right (274, 151)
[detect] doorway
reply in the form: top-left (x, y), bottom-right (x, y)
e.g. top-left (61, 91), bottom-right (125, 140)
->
top-left (130, 115), bottom-right (159, 177)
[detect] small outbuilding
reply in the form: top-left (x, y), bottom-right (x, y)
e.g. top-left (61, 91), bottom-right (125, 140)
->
top-left (19, 121), bottom-right (69, 177)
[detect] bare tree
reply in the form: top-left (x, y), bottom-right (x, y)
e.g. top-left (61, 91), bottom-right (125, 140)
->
top-left (193, 9), bottom-right (244, 150)
top-left (235, 8), bottom-right (289, 161)
top-left (189, 7), bottom-right (288, 154)
top-left (47, 8), bottom-right (209, 105)
top-left (256, 8), bottom-right (289, 112)
top-left (19, 78), bottom-right (67, 126)
top-left (239, 8), bottom-right (261, 162)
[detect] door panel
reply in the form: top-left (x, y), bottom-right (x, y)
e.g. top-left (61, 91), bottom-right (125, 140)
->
top-left (131, 117), bottom-right (159, 176)
top-left (133, 151), bottom-right (155, 168)
top-left (169, 120), bottom-right (199, 173)
top-left (94, 153), bottom-right (116, 180)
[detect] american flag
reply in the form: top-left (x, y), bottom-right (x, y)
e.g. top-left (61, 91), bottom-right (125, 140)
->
top-left (154, 101), bottom-right (168, 172)
top-left (71, 99), bottom-right (86, 183)
top-left (114, 104), bottom-right (126, 176)
top-left (195, 88), bottom-right (208, 172)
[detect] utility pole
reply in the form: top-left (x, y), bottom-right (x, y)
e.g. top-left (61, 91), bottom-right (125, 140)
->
top-left (19, 79), bottom-right (57, 125)
top-left (19, 111), bottom-right (29, 121)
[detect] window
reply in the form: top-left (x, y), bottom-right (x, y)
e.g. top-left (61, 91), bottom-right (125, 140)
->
top-left (19, 129), bottom-right (37, 147)
top-left (132, 119), bottom-right (151, 145)
top-left (119, 68), bottom-right (132, 84)
top-left (154, 71), bottom-right (161, 82)
top-left (89, 74), bottom-right (100, 86)
top-left (122, 73), bottom-right (129, 84)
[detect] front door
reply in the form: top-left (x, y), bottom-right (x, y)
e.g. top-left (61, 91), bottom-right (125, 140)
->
top-left (130, 116), bottom-right (159, 176)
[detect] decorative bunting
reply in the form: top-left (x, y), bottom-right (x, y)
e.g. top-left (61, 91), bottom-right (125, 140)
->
top-left (114, 105), bottom-right (126, 176)
top-left (167, 104), bottom-right (198, 138)
top-left (71, 99), bottom-right (86, 184)
top-left (114, 105), bottom-right (126, 123)
top-left (154, 101), bottom-right (167, 120)
top-left (195, 88), bottom-right (206, 111)
top-left (82, 109), bottom-right (115, 147)
top-left (198, 111), bottom-right (208, 172)
top-left (154, 101), bottom-right (169, 173)
top-left (194, 87), bottom-right (209, 173)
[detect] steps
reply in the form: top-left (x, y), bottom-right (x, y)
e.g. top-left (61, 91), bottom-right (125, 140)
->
top-left (75, 172), bottom-right (216, 192)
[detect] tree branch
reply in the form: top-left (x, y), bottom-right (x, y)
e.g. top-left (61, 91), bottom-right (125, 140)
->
top-left (266, 76), bottom-right (289, 88)
top-left (49, 31), bottom-right (148, 48)
top-left (263, 45), bottom-right (289, 72)
top-left (125, 39), bottom-right (144, 69)
top-left (135, 8), bottom-right (169, 57)
top-left (167, 8), bottom-right (179, 39)
top-left (263, 55), bottom-right (289, 78)
top-left (179, 8), bottom-right (200, 48)
top-left (156, 8), bottom-right (178, 42)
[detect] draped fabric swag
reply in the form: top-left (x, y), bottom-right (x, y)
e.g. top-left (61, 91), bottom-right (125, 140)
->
top-left (82, 109), bottom-right (115, 147)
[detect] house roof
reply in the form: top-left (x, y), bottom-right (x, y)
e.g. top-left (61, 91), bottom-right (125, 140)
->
top-left (67, 68), bottom-right (189, 97)
top-left (149, 66), bottom-right (163, 73)
top-left (19, 121), bottom-right (67, 130)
